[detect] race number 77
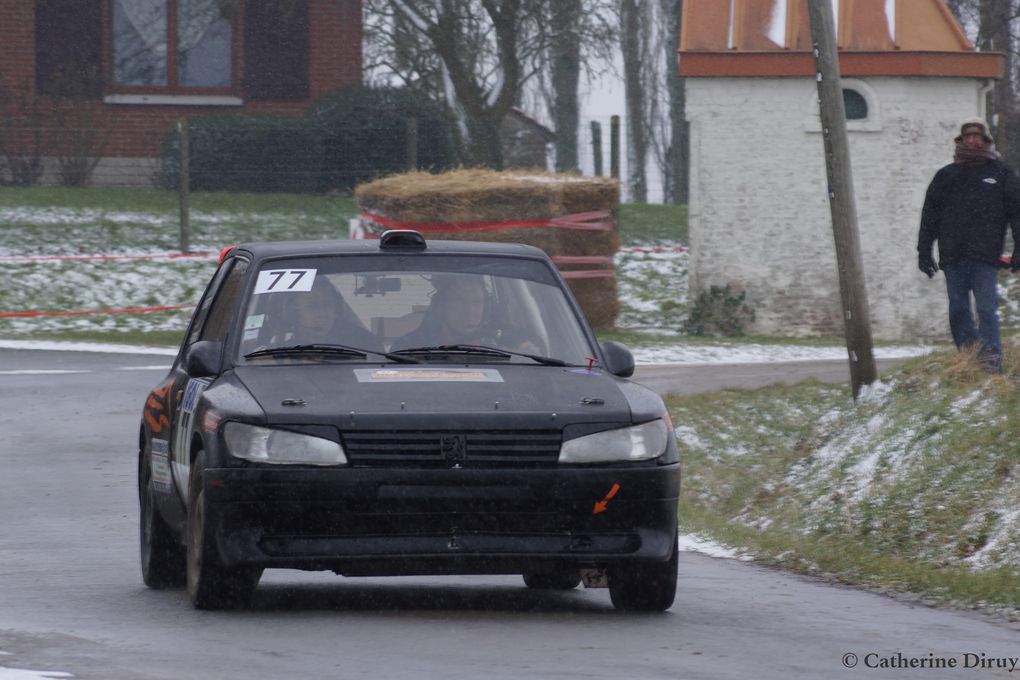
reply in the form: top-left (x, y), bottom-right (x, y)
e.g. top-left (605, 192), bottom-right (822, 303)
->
top-left (253, 269), bottom-right (317, 294)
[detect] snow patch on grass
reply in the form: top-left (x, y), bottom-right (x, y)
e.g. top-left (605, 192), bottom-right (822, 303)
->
top-left (678, 534), bottom-right (750, 561)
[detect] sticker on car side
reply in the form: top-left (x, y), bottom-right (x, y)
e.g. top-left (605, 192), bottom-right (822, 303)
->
top-left (150, 438), bottom-right (172, 493)
top-left (354, 368), bottom-right (504, 383)
top-left (174, 377), bottom-right (212, 500)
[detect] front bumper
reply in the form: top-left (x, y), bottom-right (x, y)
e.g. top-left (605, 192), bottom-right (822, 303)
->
top-left (203, 464), bottom-right (680, 575)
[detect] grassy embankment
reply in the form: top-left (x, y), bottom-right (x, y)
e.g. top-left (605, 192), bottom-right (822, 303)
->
top-left (670, 344), bottom-right (1020, 617)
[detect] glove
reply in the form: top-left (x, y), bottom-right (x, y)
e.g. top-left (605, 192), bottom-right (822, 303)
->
top-left (1012, 250), bottom-right (1020, 272)
top-left (918, 252), bottom-right (938, 279)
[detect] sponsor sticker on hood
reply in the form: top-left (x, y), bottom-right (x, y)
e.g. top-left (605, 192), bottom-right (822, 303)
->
top-left (354, 368), bottom-right (505, 383)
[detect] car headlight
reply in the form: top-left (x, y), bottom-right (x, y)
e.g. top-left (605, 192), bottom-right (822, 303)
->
top-left (224, 422), bottom-right (347, 466)
top-left (558, 419), bottom-right (669, 464)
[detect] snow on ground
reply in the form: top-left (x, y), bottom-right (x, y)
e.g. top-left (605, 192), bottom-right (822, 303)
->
top-left (631, 343), bottom-right (936, 365)
top-left (0, 657), bottom-right (72, 680)
top-left (0, 671), bottom-right (71, 680)
top-left (678, 534), bottom-right (752, 561)
top-left (614, 247), bottom-right (688, 331)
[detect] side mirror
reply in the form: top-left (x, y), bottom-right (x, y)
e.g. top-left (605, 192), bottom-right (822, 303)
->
top-left (185, 340), bottom-right (223, 378)
top-left (600, 341), bottom-right (634, 378)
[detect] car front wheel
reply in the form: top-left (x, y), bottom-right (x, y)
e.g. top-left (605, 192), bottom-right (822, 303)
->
top-left (186, 451), bottom-right (261, 609)
top-left (607, 532), bottom-right (678, 612)
top-left (139, 447), bottom-right (186, 589)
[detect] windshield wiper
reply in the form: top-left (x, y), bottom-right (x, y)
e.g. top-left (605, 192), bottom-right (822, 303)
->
top-left (244, 344), bottom-right (419, 364)
top-left (392, 344), bottom-right (567, 366)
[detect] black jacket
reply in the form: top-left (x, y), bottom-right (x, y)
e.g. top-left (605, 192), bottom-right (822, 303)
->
top-left (918, 159), bottom-right (1020, 267)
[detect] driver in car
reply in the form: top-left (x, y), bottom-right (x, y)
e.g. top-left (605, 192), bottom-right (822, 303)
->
top-left (269, 279), bottom-right (381, 350)
top-left (393, 276), bottom-right (540, 354)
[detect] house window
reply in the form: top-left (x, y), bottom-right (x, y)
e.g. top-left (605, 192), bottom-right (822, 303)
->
top-left (843, 88), bottom-right (868, 120)
top-left (36, 0), bottom-right (103, 97)
top-left (804, 79), bottom-right (881, 133)
top-left (112, 0), bottom-right (233, 89)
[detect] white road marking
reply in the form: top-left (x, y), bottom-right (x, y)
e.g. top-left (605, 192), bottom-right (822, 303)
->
top-left (0, 340), bottom-right (177, 355)
top-left (0, 370), bottom-right (90, 375)
top-left (0, 366), bottom-right (167, 375)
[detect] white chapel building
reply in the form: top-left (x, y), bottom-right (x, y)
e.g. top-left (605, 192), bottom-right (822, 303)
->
top-left (679, 0), bottom-right (1003, 340)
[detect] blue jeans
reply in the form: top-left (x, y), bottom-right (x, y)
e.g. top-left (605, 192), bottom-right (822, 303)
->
top-left (941, 260), bottom-right (1001, 370)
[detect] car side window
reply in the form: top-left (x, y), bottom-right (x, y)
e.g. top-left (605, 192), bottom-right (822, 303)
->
top-left (199, 259), bottom-right (249, 343)
top-left (185, 258), bottom-right (248, 348)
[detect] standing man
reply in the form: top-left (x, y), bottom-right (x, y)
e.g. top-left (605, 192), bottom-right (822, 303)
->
top-left (918, 117), bottom-right (1020, 372)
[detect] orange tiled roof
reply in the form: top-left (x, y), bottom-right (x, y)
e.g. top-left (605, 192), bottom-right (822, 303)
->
top-left (679, 0), bottom-right (1002, 78)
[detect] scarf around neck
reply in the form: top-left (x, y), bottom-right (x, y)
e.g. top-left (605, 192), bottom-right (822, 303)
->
top-left (954, 141), bottom-right (1000, 165)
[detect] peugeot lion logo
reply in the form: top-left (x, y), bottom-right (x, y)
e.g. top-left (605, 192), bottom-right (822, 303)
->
top-left (440, 434), bottom-right (467, 463)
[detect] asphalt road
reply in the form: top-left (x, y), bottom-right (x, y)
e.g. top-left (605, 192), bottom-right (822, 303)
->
top-left (0, 348), bottom-right (1016, 680)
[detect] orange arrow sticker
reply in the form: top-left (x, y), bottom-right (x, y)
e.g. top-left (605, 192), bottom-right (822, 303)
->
top-left (593, 483), bottom-right (621, 515)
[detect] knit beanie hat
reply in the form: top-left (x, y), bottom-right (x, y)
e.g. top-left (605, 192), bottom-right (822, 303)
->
top-left (955, 117), bottom-right (994, 143)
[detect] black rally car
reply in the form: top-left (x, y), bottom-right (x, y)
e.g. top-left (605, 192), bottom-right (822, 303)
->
top-left (138, 230), bottom-right (680, 610)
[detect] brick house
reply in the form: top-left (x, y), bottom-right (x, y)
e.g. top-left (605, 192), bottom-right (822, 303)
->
top-left (679, 0), bottom-right (1003, 341)
top-left (0, 0), bottom-right (362, 187)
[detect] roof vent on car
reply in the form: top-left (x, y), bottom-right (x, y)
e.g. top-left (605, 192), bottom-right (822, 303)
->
top-left (379, 230), bottom-right (427, 251)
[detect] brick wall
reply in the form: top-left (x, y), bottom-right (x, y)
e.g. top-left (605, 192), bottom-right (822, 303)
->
top-left (0, 0), bottom-right (361, 182)
top-left (685, 76), bottom-right (983, 341)
top-left (0, 3), bottom-right (35, 91)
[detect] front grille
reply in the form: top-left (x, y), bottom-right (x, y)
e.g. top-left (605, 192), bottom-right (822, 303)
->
top-left (342, 430), bottom-right (562, 467)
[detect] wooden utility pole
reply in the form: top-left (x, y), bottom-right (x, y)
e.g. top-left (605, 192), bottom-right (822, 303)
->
top-left (807, 0), bottom-right (876, 399)
top-left (177, 119), bottom-right (190, 255)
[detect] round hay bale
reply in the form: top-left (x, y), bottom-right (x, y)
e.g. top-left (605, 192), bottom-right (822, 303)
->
top-left (355, 170), bottom-right (620, 328)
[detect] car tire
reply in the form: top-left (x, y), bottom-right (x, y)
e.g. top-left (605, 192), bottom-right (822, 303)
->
top-left (608, 531), bottom-right (678, 612)
top-left (139, 447), bottom-right (186, 589)
top-left (522, 570), bottom-right (582, 590)
top-left (186, 451), bottom-right (260, 609)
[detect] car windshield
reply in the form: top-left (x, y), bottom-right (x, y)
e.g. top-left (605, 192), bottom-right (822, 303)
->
top-left (237, 254), bottom-right (595, 365)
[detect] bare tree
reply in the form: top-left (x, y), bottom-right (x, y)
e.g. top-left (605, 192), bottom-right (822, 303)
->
top-left (0, 79), bottom-right (45, 187)
top-left (662, 0), bottom-right (687, 204)
top-left (50, 94), bottom-right (112, 187)
top-left (620, 0), bottom-right (651, 202)
top-left (549, 0), bottom-right (582, 171)
top-left (365, 0), bottom-right (620, 171)
top-left (370, 0), bottom-right (558, 169)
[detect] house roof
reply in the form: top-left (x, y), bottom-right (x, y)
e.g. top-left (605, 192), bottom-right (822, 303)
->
top-left (679, 0), bottom-right (1002, 79)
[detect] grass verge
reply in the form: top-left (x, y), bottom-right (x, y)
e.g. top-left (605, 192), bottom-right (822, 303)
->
top-left (619, 202), bottom-right (686, 245)
top-left (669, 346), bottom-right (1020, 617)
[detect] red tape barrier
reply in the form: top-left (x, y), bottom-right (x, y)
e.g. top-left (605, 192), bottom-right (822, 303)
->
top-left (0, 304), bottom-right (195, 319)
top-left (359, 210), bottom-right (616, 279)
top-left (550, 255), bottom-right (615, 279)
top-left (619, 245), bottom-right (688, 253)
top-left (0, 252), bottom-right (216, 264)
top-left (360, 209), bottom-right (614, 234)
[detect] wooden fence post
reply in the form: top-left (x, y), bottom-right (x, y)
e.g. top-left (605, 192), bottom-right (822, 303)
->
top-left (610, 115), bottom-right (620, 179)
top-left (178, 119), bottom-right (190, 255)
top-left (591, 121), bottom-right (603, 176)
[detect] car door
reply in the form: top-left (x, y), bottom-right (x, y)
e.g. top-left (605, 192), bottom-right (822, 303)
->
top-left (170, 256), bottom-right (250, 501)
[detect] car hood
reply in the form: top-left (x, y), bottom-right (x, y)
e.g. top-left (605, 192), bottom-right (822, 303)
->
top-left (233, 363), bottom-right (636, 429)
